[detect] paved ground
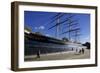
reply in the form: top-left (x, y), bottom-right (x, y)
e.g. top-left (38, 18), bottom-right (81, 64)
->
top-left (24, 49), bottom-right (90, 61)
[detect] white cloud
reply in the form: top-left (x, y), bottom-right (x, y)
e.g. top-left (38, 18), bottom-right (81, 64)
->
top-left (34, 26), bottom-right (45, 30)
top-left (39, 26), bottom-right (45, 30)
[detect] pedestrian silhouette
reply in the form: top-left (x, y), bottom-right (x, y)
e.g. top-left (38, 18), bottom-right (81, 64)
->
top-left (76, 49), bottom-right (77, 52)
top-left (72, 48), bottom-right (73, 51)
top-left (79, 49), bottom-right (81, 54)
top-left (82, 48), bottom-right (84, 54)
top-left (37, 48), bottom-right (40, 58)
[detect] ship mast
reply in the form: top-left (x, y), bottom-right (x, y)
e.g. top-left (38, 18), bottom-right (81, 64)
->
top-left (48, 13), bottom-right (81, 43)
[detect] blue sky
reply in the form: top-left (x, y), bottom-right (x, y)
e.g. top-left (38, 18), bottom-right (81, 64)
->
top-left (24, 11), bottom-right (90, 44)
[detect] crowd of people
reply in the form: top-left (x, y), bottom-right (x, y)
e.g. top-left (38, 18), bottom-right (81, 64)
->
top-left (75, 48), bottom-right (85, 54)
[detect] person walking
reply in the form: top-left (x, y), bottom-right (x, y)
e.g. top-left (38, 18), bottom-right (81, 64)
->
top-left (37, 48), bottom-right (40, 58)
top-left (82, 48), bottom-right (84, 54)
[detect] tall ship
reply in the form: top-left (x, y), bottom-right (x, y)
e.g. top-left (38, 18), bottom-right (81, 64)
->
top-left (24, 28), bottom-right (86, 56)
